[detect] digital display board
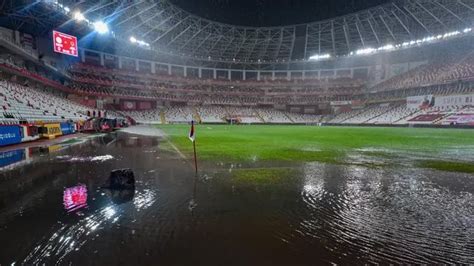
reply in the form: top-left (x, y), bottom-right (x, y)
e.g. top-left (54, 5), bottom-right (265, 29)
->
top-left (53, 30), bottom-right (78, 57)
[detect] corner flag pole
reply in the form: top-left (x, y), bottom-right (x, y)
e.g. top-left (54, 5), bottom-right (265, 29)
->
top-left (189, 120), bottom-right (198, 173)
top-left (193, 138), bottom-right (198, 174)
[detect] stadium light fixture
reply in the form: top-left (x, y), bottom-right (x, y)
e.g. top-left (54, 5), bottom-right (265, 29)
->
top-left (309, 53), bottom-right (331, 61)
top-left (355, 47), bottom-right (376, 55)
top-left (74, 11), bottom-right (85, 22)
top-left (93, 21), bottom-right (109, 34)
top-left (129, 36), bottom-right (150, 47)
top-left (377, 44), bottom-right (394, 51)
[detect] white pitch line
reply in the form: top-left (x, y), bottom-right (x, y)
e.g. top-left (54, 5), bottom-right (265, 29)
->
top-left (165, 138), bottom-right (187, 160)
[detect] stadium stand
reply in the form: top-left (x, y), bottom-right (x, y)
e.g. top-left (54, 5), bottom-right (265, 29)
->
top-left (1, 25), bottom-right (474, 128)
top-left (123, 109), bottom-right (163, 124)
top-left (163, 106), bottom-right (195, 123)
top-left (197, 106), bottom-right (227, 123)
top-left (256, 108), bottom-right (294, 123)
top-left (366, 105), bottom-right (418, 125)
top-left (372, 52), bottom-right (474, 92)
top-left (0, 80), bottom-right (89, 123)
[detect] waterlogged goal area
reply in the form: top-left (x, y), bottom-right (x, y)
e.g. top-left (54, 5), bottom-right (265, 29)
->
top-left (0, 125), bottom-right (473, 264)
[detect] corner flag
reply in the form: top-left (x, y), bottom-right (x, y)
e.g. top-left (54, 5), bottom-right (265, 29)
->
top-left (189, 120), bottom-right (195, 142)
top-left (189, 120), bottom-right (198, 173)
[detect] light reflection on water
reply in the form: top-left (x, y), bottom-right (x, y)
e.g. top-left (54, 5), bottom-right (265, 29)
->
top-left (24, 189), bottom-right (156, 264)
top-left (63, 185), bottom-right (88, 213)
top-left (24, 205), bottom-right (120, 264)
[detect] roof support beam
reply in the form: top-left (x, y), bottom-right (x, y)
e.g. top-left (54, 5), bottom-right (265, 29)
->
top-left (124, 8), bottom-right (165, 35)
top-left (191, 32), bottom-right (214, 55)
top-left (354, 15), bottom-right (365, 47)
top-left (401, 5), bottom-right (431, 34)
top-left (303, 25), bottom-right (309, 59)
top-left (331, 21), bottom-right (336, 55)
top-left (379, 14), bottom-right (396, 41)
top-left (84, 1), bottom-right (119, 16)
top-left (318, 24), bottom-right (321, 54)
top-left (391, 10), bottom-right (412, 37)
top-left (115, 2), bottom-right (157, 27)
top-left (233, 32), bottom-right (248, 59)
top-left (275, 28), bottom-right (284, 59)
top-left (206, 35), bottom-right (224, 56)
top-left (259, 33), bottom-right (273, 60)
top-left (433, 1), bottom-right (466, 25)
top-left (342, 18), bottom-right (352, 51)
top-left (416, 2), bottom-right (447, 29)
top-left (219, 36), bottom-right (237, 59)
top-left (245, 32), bottom-right (261, 61)
top-left (178, 23), bottom-right (210, 51)
top-left (289, 27), bottom-right (296, 61)
top-left (367, 11), bottom-right (381, 45)
top-left (167, 23), bottom-right (194, 46)
top-left (458, 0), bottom-right (474, 12)
top-left (152, 16), bottom-right (189, 43)
top-left (103, 0), bottom-right (147, 21)
top-left (142, 14), bottom-right (173, 37)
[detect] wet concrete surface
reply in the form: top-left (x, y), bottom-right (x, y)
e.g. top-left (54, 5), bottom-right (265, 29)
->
top-left (0, 128), bottom-right (473, 265)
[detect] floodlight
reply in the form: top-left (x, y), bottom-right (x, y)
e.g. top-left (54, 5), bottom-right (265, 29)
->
top-left (74, 11), bottom-right (85, 22)
top-left (309, 54), bottom-right (331, 60)
top-left (93, 21), bottom-right (109, 34)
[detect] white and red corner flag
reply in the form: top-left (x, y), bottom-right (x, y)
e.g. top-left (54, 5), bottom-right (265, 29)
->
top-left (189, 120), bottom-right (195, 142)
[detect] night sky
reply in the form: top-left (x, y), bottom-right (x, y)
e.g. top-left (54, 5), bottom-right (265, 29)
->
top-left (170, 0), bottom-right (392, 27)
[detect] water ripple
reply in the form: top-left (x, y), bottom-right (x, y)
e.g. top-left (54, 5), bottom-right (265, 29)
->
top-left (295, 163), bottom-right (474, 264)
top-left (23, 189), bottom-right (157, 265)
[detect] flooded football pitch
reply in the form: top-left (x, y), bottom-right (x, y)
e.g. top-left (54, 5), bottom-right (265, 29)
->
top-left (0, 127), bottom-right (472, 264)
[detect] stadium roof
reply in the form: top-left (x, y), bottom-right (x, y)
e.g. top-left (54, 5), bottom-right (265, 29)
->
top-left (2, 0), bottom-right (474, 64)
top-left (169, 0), bottom-right (391, 27)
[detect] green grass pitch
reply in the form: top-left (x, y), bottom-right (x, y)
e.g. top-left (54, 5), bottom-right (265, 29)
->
top-left (157, 124), bottom-right (474, 173)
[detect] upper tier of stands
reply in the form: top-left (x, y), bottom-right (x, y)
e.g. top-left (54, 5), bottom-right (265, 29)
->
top-left (69, 62), bottom-right (365, 88)
top-left (67, 63), bottom-right (361, 105)
top-left (372, 52), bottom-right (474, 92)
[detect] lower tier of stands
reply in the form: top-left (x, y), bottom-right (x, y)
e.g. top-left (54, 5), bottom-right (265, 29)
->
top-left (0, 81), bottom-right (91, 124)
top-left (1, 79), bottom-right (471, 128)
top-left (326, 102), bottom-right (474, 126)
top-left (123, 106), bottom-right (323, 124)
top-left (122, 101), bottom-right (474, 127)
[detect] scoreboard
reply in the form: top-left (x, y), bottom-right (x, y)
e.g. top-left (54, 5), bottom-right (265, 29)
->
top-left (52, 30), bottom-right (78, 57)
